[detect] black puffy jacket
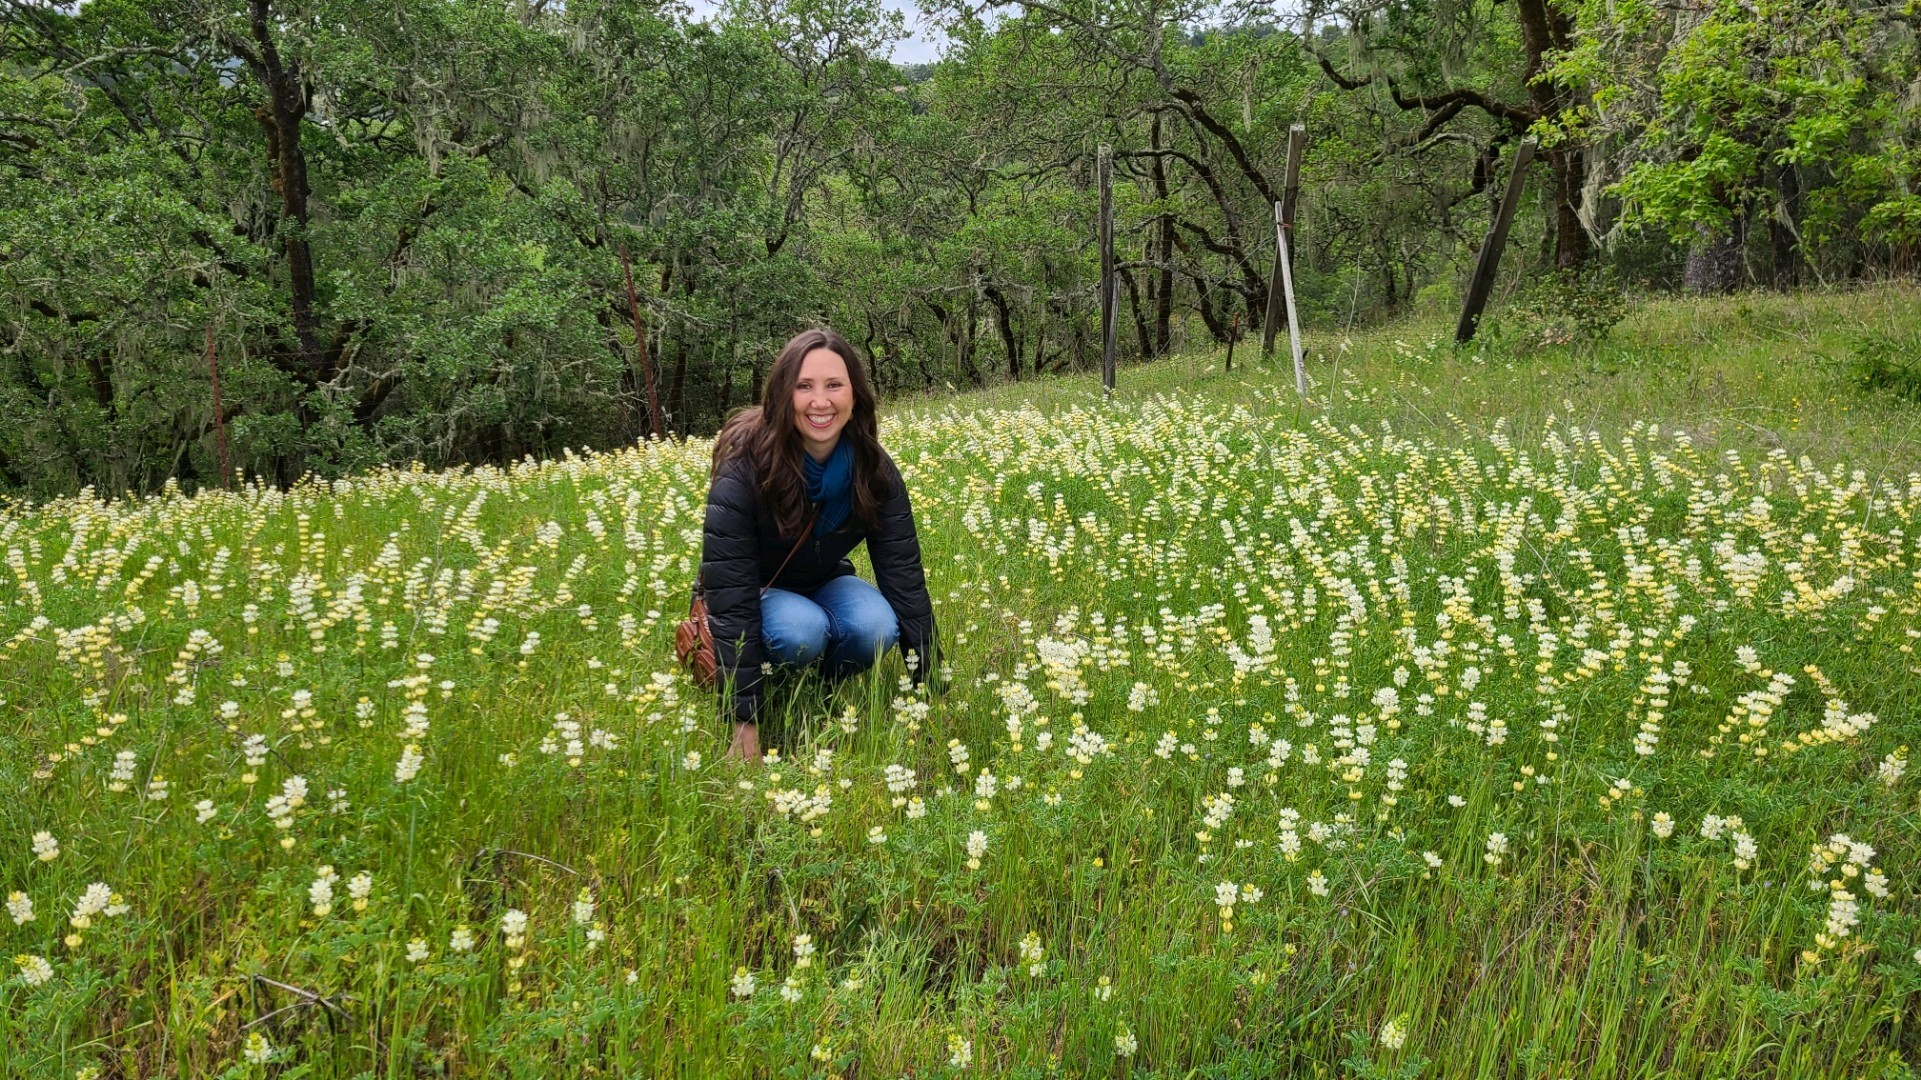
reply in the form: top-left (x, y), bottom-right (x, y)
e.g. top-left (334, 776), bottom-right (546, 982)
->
top-left (698, 446), bottom-right (939, 723)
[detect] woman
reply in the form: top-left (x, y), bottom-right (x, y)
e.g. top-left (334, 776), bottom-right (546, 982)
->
top-left (700, 328), bottom-right (940, 762)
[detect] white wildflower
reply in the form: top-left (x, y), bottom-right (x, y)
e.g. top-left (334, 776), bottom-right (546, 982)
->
top-left (242, 1031), bottom-right (272, 1065)
top-left (14, 954), bottom-right (53, 987)
top-left (308, 865), bottom-right (337, 917)
top-left (395, 743), bottom-right (424, 783)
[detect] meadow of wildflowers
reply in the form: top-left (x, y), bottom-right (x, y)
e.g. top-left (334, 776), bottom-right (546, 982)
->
top-left (4, 311), bottom-right (1921, 1076)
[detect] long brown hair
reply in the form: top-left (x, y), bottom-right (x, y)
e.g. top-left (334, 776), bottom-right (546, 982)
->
top-left (711, 328), bottom-right (891, 540)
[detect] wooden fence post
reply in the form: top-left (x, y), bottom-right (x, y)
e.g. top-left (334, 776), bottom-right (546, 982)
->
top-left (1263, 125), bottom-right (1307, 357)
top-left (1098, 144), bottom-right (1116, 397)
top-left (1455, 138), bottom-right (1537, 344)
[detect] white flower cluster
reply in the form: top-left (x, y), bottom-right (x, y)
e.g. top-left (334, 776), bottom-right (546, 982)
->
top-left (1213, 880), bottom-right (1261, 931)
top-left (67, 881), bottom-right (129, 940)
top-left (536, 712), bottom-right (617, 767)
top-left (1066, 724), bottom-right (1110, 765)
top-left (1018, 931), bottom-right (1046, 976)
top-left (965, 829), bottom-right (988, 870)
top-left (107, 750), bottom-right (137, 793)
top-left (265, 776), bottom-right (309, 847)
top-left (309, 866), bottom-right (338, 916)
top-left (1806, 833), bottom-right (1885, 957)
top-left (767, 782), bottom-right (833, 826)
top-left (883, 763), bottom-right (918, 807)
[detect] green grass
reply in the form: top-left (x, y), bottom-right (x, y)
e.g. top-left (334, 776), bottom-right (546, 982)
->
top-left (2, 285), bottom-right (1920, 1079)
top-left (969, 282), bottom-right (1921, 478)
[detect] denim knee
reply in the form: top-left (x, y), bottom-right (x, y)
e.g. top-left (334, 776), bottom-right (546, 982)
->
top-left (835, 613), bottom-right (898, 670)
top-left (761, 590), bottom-right (829, 667)
top-left (814, 577), bottom-right (898, 674)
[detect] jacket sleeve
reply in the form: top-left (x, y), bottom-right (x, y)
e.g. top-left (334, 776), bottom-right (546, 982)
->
top-left (701, 460), bottom-right (766, 724)
top-left (868, 452), bottom-right (941, 685)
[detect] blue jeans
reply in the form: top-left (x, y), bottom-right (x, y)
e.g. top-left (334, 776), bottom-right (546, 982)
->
top-left (761, 575), bottom-right (900, 680)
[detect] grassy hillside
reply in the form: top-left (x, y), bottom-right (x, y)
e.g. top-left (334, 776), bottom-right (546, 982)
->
top-left (976, 283), bottom-right (1921, 478)
top-left (2, 286), bottom-right (1919, 1078)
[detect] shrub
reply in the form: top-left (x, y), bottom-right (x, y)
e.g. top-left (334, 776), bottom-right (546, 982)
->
top-left (1493, 268), bottom-right (1632, 351)
top-left (1850, 331), bottom-right (1921, 402)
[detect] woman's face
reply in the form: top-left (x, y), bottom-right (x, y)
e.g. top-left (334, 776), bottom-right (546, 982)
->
top-left (792, 347), bottom-right (853, 461)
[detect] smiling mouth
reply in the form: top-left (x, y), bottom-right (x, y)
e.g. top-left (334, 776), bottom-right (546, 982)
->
top-left (805, 415), bottom-right (836, 429)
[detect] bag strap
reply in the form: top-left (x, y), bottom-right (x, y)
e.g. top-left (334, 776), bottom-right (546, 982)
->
top-left (696, 507), bottom-right (820, 597)
top-left (762, 508), bottom-right (819, 595)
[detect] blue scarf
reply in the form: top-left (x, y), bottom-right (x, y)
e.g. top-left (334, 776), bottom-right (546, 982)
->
top-left (801, 439), bottom-right (854, 538)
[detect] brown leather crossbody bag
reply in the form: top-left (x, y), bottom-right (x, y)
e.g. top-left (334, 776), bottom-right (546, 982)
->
top-left (675, 509), bottom-right (818, 689)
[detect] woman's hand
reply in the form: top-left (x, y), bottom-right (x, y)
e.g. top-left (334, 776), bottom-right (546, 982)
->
top-left (726, 721), bottom-right (761, 764)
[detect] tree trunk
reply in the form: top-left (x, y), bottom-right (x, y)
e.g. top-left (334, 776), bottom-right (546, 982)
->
top-left (1514, 0), bottom-right (1588, 271)
top-left (1119, 266), bottom-right (1152, 359)
top-left (1769, 163), bottom-right (1802, 288)
top-left (1547, 146), bottom-right (1590, 269)
top-left (1195, 285), bottom-right (1228, 344)
top-left (1684, 221), bottom-right (1744, 294)
top-left (862, 317), bottom-right (884, 394)
top-left (246, 0), bottom-right (322, 380)
top-left (984, 284), bottom-right (1022, 381)
top-left (1150, 114), bottom-right (1174, 357)
top-left (959, 312), bottom-right (981, 385)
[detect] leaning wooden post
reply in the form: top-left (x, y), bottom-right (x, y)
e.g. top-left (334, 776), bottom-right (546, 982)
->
top-left (1455, 138), bottom-right (1537, 344)
top-left (1278, 213), bottom-right (1306, 395)
top-left (1225, 310), bottom-right (1241, 373)
top-left (206, 322), bottom-right (231, 489)
top-left (1263, 125), bottom-right (1307, 357)
top-left (1098, 144), bottom-right (1116, 397)
top-left (618, 242), bottom-right (665, 440)
top-left (1262, 201), bottom-right (1283, 357)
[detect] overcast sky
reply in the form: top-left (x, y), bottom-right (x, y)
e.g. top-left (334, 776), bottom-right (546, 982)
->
top-left (682, 0), bottom-right (954, 65)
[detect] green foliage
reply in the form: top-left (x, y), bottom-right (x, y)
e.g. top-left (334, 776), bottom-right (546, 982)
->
top-left (1548, 0), bottom-right (1917, 275)
top-left (1848, 330), bottom-right (1921, 403)
top-left (1, 0), bottom-right (1916, 499)
top-left (1485, 268), bottom-right (1631, 351)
